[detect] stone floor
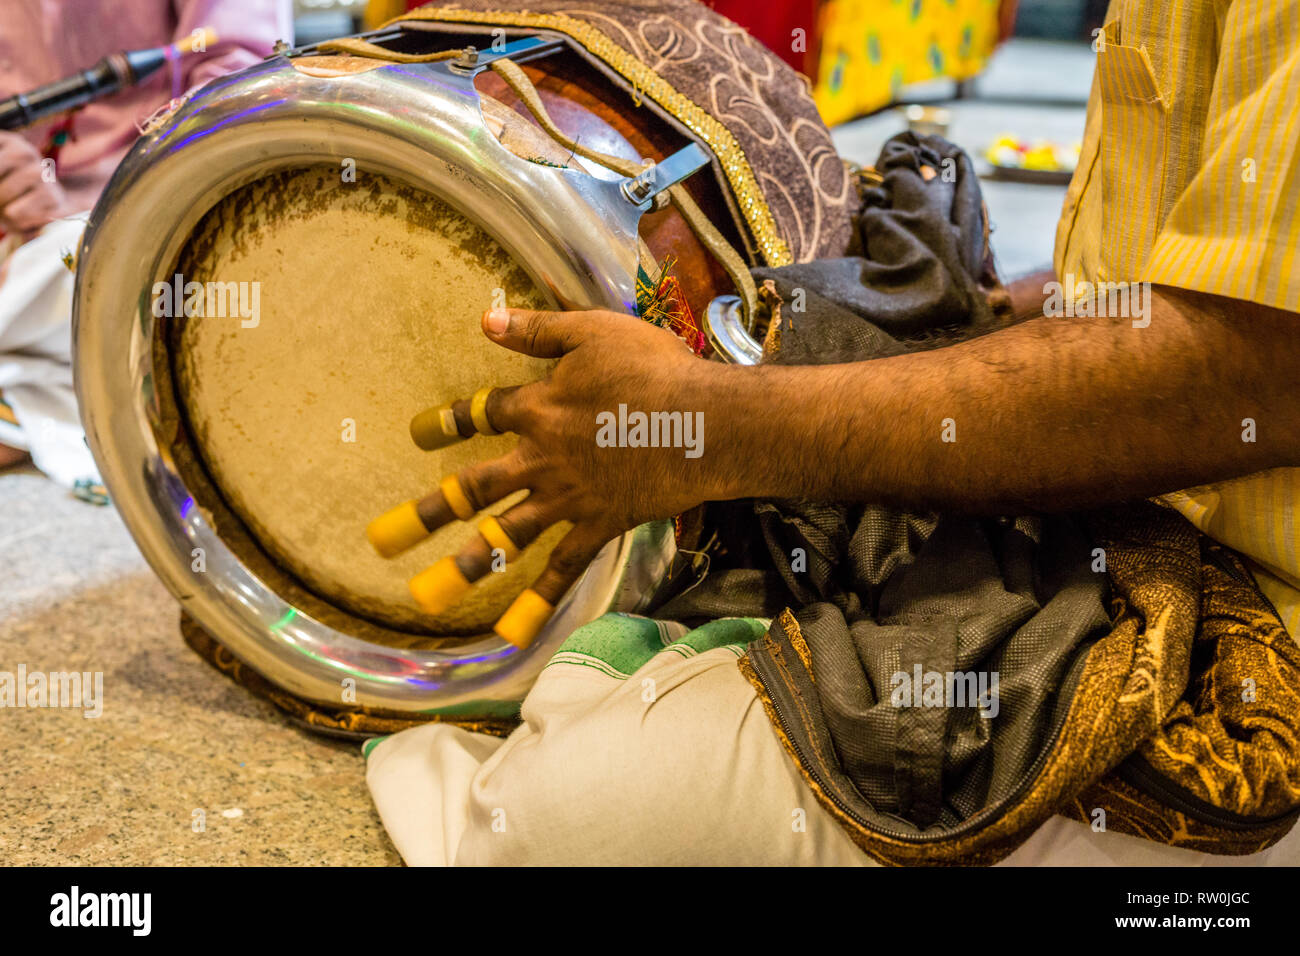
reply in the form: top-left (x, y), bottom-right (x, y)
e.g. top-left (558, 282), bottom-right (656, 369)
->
top-left (0, 469), bottom-right (400, 865)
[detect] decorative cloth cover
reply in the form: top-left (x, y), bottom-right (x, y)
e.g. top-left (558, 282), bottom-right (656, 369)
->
top-left (390, 0), bottom-right (857, 266)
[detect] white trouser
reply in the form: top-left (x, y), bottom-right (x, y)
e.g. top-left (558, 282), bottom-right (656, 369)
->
top-left (366, 630), bottom-right (1300, 866)
top-left (0, 215), bottom-right (99, 487)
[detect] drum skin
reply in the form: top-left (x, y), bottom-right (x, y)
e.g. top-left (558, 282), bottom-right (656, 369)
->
top-left (166, 61), bottom-right (714, 639)
top-left (171, 165), bottom-right (565, 636)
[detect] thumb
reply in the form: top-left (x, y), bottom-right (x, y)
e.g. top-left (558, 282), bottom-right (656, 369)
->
top-left (482, 308), bottom-right (588, 358)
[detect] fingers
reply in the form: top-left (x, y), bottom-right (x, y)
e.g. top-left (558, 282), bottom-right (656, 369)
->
top-left (366, 309), bottom-right (615, 643)
top-left (371, 466), bottom-right (612, 650)
top-left (451, 496), bottom-right (556, 582)
top-left (407, 496), bottom-right (560, 618)
top-left (366, 452), bottom-right (530, 558)
top-left (0, 162), bottom-right (40, 209)
top-left (410, 304), bottom-right (609, 450)
top-left (493, 525), bottom-right (611, 649)
top-left (1, 187), bottom-right (60, 235)
top-left (526, 524), bottom-right (610, 607)
top-left (372, 379), bottom-right (535, 557)
top-left (0, 157), bottom-right (66, 236)
top-left (408, 384), bottom-right (529, 450)
top-left (0, 133), bottom-right (42, 180)
top-left (481, 307), bottom-right (592, 358)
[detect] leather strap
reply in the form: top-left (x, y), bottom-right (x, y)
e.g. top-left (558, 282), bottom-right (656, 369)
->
top-left (314, 38), bottom-right (466, 62)
top-left (490, 57), bottom-right (757, 324)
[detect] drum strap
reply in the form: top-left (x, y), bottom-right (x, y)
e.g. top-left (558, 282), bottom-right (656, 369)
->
top-left (314, 37), bottom-right (467, 62)
top-left (488, 58), bottom-right (759, 326)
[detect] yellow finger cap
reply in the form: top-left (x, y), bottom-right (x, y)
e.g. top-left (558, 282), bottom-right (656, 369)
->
top-left (440, 474), bottom-right (476, 520)
top-left (470, 387), bottom-right (501, 436)
top-left (366, 500), bottom-right (429, 559)
top-left (493, 589), bottom-right (554, 649)
top-left (410, 405), bottom-right (463, 451)
top-left (478, 515), bottom-right (520, 561)
top-left (409, 556), bottom-right (472, 615)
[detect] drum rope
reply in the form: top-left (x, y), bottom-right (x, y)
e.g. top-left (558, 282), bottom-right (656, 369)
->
top-left (313, 37), bottom-right (468, 62)
top-left (488, 58), bottom-right (758, 328)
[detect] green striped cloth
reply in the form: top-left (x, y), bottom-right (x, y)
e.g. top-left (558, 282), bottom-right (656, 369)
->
top-left (544, 613), bottom-right (767, 680)
top-left (363, 613), bottom-right (768, 758)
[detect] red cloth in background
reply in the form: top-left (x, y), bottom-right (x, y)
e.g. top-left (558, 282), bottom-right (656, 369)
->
top-left (705, 0), bottom-right (820, 75)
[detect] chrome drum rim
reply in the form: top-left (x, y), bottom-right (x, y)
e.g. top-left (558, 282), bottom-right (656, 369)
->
top-left (72, 50), bottom-right (676, 712)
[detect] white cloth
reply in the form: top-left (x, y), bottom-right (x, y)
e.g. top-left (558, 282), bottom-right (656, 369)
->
top-left (366, 619), bottom-right (1300, 866)
top-left (0, 215), bottom-right (100, 487)
top-left (367, 640), bottom-right (870, 866)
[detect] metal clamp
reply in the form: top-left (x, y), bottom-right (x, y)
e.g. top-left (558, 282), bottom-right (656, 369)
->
top-left (448, 35), bottom-right (567, 75)
top-left (703, 295), bottom-right (763, 365)
top-left (618, 142), bottom-right (709, 211)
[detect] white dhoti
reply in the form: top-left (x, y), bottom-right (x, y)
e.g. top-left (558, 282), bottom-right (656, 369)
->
top-left (0, 214), bottom-right (99, 488)
top-left (367, 615), bottom-right (869, 866)
top-left (366, 613), bottom-right (1300, 866)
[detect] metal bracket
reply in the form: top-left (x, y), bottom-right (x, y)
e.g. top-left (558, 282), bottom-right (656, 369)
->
top-left (447, 36), bottom-right (567, 75)
top-left (618, 142), bottom-right (709, 210)
top-left (277, 29), bottom-right (565, 67)
top-left (704, 295), bottom-right (763, 365)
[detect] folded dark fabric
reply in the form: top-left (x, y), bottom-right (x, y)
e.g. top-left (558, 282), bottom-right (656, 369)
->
top-left (663, 132), bottom-right (1300, 864)
top-left (752, 131), bottom-right (998, 364)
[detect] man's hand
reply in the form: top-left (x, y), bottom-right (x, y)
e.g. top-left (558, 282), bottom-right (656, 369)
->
top-left (0, 132), bottom-right (72, 238)
top-left (413, 308), bottom-right (734, 614)
top-left (386, 286), bottom-right (1300, 638)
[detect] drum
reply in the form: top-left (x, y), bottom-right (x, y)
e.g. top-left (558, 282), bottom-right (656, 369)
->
top-left (72, 33), bottom-right (727, 714)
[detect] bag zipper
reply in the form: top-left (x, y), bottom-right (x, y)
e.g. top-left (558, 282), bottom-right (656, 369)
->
top-left (1117, 754), bottom-right (1299, 831)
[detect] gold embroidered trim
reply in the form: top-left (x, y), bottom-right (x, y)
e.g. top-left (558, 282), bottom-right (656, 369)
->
top-left (384, 7), bottom-right (793, 266)
top-left (777, 607), bottom-right (815, 681)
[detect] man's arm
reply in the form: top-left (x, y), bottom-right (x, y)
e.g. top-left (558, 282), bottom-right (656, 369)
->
top-left (710, 285), bottom-right (1300, 513)
top-left (385, 290), bottom-right (1298, 630)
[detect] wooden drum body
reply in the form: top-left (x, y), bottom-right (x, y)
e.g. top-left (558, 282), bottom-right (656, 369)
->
top-left (72, 37), bottom-right (695, 713)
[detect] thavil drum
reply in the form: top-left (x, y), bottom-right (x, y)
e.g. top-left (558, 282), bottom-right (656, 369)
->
top-left (71, 31), bottom-right (756, 715)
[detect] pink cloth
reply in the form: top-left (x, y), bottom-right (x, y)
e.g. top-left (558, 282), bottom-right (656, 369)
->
top-left (1, 0), bottom-right (291, 212)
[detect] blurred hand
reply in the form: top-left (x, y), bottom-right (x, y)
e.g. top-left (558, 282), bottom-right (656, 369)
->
top-left (0, 132), bottom-right (72, 238)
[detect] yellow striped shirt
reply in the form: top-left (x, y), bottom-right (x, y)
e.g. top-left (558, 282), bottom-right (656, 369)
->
top-left (1055, 0), bottom-right (1300, 638)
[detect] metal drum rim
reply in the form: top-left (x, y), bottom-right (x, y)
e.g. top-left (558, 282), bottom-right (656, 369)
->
top-left (72, 55), bottom-right (673, 713)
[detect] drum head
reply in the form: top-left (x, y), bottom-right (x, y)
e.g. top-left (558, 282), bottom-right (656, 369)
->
top-left (168, 165), bottom-right (564, 636)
